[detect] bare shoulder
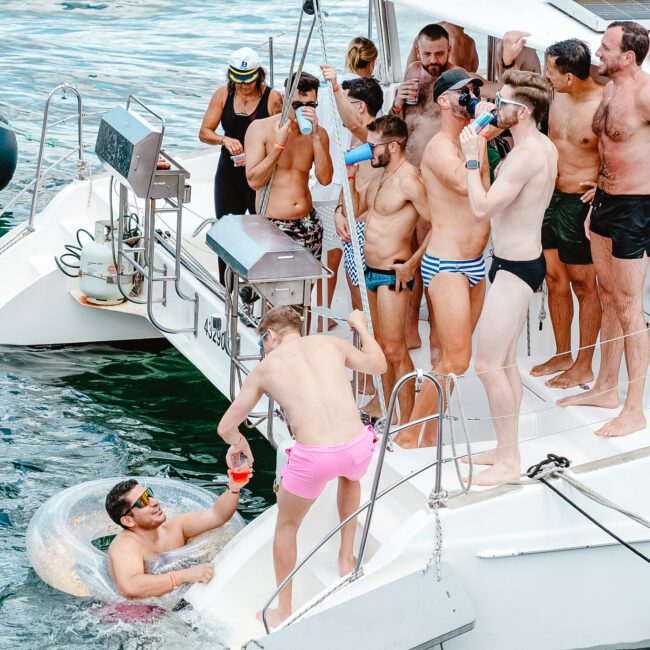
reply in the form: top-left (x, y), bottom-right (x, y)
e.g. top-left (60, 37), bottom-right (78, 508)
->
top-left (249, 114), bottom-right (276, 135)
top-left (399, 163), bottom-right (424, 190)
top-left (108, 530), bottom-right (142, 559)
top-left (422, 133), bottom-right (456, 168)
top-left (405, 61), bottom-right (423, 77)
top-left (638, 72), bottom-right (650, 114)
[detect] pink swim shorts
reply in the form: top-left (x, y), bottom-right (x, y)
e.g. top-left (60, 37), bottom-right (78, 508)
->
top-left (281, 425), bottom-right (377, 500)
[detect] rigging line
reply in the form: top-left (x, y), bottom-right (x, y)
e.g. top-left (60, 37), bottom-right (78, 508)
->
top-left (439, 404), bottom-right (650, 470)
top-left (259, 11), bottom-right (316, 216)
top-left (464, 374), bottom-right (648, 422)
top-left (313, 0), bottom-right (387, 419)
top-left (461, 325), bottom-right (650, 379)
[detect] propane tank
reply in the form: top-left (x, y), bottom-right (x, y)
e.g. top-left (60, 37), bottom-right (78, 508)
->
top-left (79, 220), bottom-right (133, 305)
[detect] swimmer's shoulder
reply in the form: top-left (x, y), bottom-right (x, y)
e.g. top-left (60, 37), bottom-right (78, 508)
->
top-left (108, 529), bottom-right (144, 560)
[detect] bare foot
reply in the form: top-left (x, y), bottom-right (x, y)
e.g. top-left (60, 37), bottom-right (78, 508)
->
top-left (338, 554), bottom-right (357, 577)
top-left (556, 386), bottom-right (619, 408)
top-left (357, 373), bottom-right (376, 396)
top-left (545, 364), bottom-right (594, 389)
top-left (406, 329), bottom-right (422, 350)
top-left (394, 430), bottom-right (419, 448)
top-left (530, 354), bottom-right (573, 377)
top-left (316, 317), bottom-right (337, 333)
top-left (256, 607), bottom-right (290, 628)
top-left (363, 398), bottom-right (397, 425)
top-left (462, 448), bottom-right (497, 465)
top-left (465, 461), bottom-right (521, 486)
top-left (430, 347), bottom-right (441, 368)
top-left (595, 410), bottom-right (646, 437)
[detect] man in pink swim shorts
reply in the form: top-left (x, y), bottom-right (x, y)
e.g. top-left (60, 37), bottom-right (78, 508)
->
top-left (217, 306), bottom-right (386, 627)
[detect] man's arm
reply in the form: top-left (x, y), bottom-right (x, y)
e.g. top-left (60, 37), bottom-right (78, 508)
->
top-left (174, 472), bottom-right (250, 540)
top-left (422, 137), bottom-right (468, 196)
top-left (312, 126), bottom-right (334, 186)
top-left (245, 119), bottom-right (290, 191)
top-left (217, 368), bottom-right (264, 463)
top-left (340, 311), bottom-right (387, 375)
top-left (460, 127), bottom-right (535, 221)
top-left (320, 65), bottom-right (368, 142)
top-left (109, 539), bottom-right (213, 599)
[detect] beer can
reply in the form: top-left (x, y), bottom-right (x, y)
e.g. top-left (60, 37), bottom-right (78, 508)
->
top-left (405, 78), bottom-right (420, 105)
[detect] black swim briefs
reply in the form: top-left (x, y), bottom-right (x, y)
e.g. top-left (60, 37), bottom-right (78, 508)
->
top-left (488, 254), bottom-right (546, 293)
top-left (589, 188), bottom-right (650, 260)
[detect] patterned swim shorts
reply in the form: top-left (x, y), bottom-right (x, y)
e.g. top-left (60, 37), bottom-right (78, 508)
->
top-left (343, 221), bottom-right (366, 287)
top-left (267, 209), bottom-right (323, 260)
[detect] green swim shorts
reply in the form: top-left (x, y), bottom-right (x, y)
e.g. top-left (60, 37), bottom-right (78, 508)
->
top-left (541, 190), bottom-right (592, 265)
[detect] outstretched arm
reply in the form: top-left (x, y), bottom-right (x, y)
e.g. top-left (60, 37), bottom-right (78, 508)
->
top-left (340, 310), bottom-right (387, 375)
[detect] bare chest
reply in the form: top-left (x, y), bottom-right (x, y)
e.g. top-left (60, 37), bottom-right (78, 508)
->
top-left (549, 101), bottom-right (598, 150)
top-left (593, 92), bottom-right (642, 142)
top-left (265, 132), bottom-right (313, 172)
top-left (367, 175), bottom-right (408, 215)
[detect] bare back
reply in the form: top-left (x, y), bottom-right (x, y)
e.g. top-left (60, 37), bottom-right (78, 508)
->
top-left (255, 336), bottom-right (363, 446)
top-left (549, 86), bottom-right (603, 193)
top-left (363, 163), bottom-right (421, 268)
top-left (492, 132), bottom-right (558, 259)
top-left (421, 131), bottom-right (490, 259)
top-left (592, 73), bottom-right (650, 194)
top-left (248, 115), bottom-right (323, 219)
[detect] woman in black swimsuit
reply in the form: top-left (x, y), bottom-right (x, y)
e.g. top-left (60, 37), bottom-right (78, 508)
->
top-left (199, 47), bottom-right (282, 280)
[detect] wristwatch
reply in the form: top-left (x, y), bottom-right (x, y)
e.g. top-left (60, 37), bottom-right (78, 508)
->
top-left (465, 160), bottom-right (480, 170)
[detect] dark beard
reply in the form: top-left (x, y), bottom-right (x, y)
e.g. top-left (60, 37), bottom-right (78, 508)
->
top-left (371, 152), bottom-right (391, 168)
top-left (497, 113), bottom-right (518, 130)
top-left (424, 61), bottom-right (448, 78)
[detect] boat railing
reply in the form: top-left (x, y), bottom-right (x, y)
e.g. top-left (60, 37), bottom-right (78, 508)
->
top-left (0, 84), bottom-right (89, 256)
top-left (261, 369), bottom-right (445, 634)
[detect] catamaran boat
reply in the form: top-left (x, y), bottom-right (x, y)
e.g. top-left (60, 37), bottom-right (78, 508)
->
top-left (2, 1), bottom-right (649, 648)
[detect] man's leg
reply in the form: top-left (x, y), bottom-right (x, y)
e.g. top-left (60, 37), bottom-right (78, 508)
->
top-left (471, 272), bottom-right (532, 485)
top-left (557, 233), bottom-right (622, 408)
top-left (546, 262), bottom-right (601, 389)
top-left (406, 220), bottom-right (429, 350)
top-left (396, 273), bottom-right (473, 448)
top-left (337, 476), bottom-right (360, 576)
top-left (317, 248), bottom-right (343, 332)
top-left (366, 284), bottom-right (414, 421)
top-left (531, 249), bottom-right (574, 376)
top-left (261, 487), bottom-right (316, 628)
top-left (596, 253), bottom-right (649, 436)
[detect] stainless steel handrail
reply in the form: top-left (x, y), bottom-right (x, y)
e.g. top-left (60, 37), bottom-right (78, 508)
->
top-left (261, 370), bottom-right (445, 634)
top-left (28, 85), bottom-right (86, 233)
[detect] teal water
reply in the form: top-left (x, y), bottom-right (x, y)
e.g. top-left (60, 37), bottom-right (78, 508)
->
top-left (0, 0), bottom-right (430, 646)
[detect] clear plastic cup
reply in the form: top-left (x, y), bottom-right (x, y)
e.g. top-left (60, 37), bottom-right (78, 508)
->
top-left (231, 153), bottom-right (246, 167)
top-left (229, 452), bottom-right (251, 483)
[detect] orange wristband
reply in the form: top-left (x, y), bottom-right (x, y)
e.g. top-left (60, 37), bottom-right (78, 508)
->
top-left (170, 572), bottom-right (177, 589)
top-left (392, 103), bottom-right (403, 113)
top-left (274, 143), bottom-right (286, 151)
top-left (333, 84), bottom-right (340, 93)
top-left (348, 175), bottom-right (355, 180)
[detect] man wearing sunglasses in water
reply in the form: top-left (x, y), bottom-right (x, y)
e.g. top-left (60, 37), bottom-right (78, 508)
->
top-left (245, 71), bottom-right (333, 260)
top-left (105, 475), bottom-right (248, 599)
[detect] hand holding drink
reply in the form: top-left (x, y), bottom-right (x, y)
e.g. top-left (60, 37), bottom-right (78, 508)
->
top-left (229, 452), bottom-right (252, 484)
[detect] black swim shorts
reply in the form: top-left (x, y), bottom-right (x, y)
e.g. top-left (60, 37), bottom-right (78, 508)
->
top-left (542, 190), bottom-right (592, 265)
top-left (488, 254), bottom-right (546, 293)
top-left (589, 189), bottom-right (650, 260)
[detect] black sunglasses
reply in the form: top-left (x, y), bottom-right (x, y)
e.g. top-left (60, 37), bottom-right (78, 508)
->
top-left (291, 100), bottom-right (318, 110)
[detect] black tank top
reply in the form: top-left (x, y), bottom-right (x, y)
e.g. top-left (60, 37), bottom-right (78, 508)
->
top-left (221, 85), bottom-right (272, 146)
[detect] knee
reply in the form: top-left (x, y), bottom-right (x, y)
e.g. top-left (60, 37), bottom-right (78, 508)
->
top-left (474, 355), bottom-right (498, 379)
top-left (437, 352), bottom-right (471, 377)
top-left (545, 271), bottom-right (569, 294)
top-left (571, 277), bottom-right (596, 300)
top-left (383, 340), bottom-right (405, 364)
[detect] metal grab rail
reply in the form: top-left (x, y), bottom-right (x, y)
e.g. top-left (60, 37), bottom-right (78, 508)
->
top-left (29, 85), bottom-right (86, 232)
top-left (261, 370), bottom-right (445, 634)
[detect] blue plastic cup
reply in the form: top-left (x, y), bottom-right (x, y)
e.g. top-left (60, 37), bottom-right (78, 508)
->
top-left (344, 143), bottom-right (373, 165)
top-left (295, 106), bottom-right (313, 136)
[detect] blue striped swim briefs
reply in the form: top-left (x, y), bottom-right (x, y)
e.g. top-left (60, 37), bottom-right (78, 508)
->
top-left (420, 253), bottom-right (486, 288)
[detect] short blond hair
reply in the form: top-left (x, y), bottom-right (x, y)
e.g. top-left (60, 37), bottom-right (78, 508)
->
top-left (257, 306), bottom-right (302, 335)
top-left (345, 37), bottom-right (378, 74)
top-left (502, 70), bottom-right (553, 124)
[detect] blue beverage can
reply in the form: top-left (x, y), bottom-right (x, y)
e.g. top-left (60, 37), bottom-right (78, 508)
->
top-left (470, 110), bottom-right (497, 133)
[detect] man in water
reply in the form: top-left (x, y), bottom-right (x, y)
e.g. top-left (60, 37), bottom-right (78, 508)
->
top-left (396, 70), bottom-right (491, 448)
top-left (106, 476), bottom-right (247, 598)
top-left (217, 307), bottom-right (385, 627)
top-left (525, 39), bottom-right (603, 389)
top-left (245, 71), bottom-right (333, 259)
top-left (460, 70), bottom-right (557, 485)
top-left (347, 115), bottom-right (429, 424)
top-left (558, 22), bottom-right (650, 438)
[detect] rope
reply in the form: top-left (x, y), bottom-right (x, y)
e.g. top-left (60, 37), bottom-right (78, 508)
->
top-left (527, 454), bottom-right (650, 563)
top-left (313, 0), bottom-right (387, 420)
top-left (0, 120), bottom-right (75, 150)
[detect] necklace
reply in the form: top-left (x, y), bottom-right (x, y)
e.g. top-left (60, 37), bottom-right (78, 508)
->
top-left (377, 159), bottom-right (406, 194)
top-left (605, 68), bottom-right (641, 104)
